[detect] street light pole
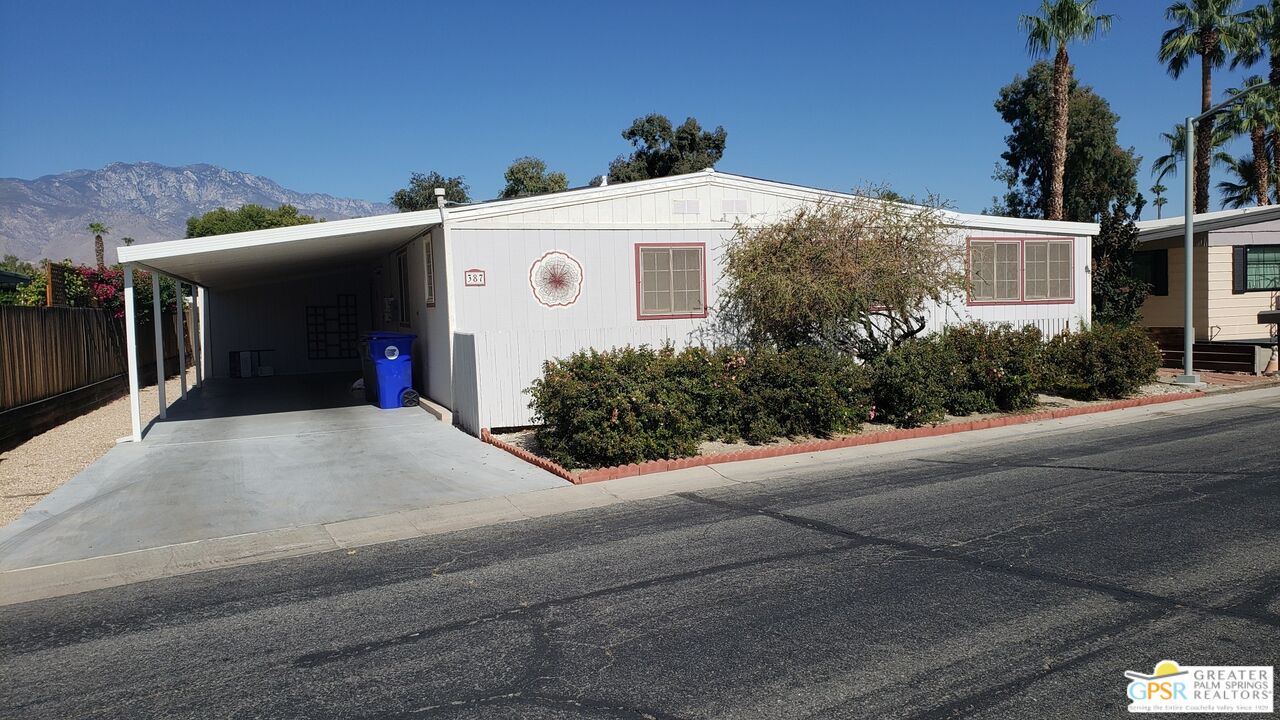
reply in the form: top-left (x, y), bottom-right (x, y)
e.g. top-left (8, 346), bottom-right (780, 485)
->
top-left (1174, 81), bottom-right (1275, 385)
top-left (1178, 114), bottom-right (1197, 384)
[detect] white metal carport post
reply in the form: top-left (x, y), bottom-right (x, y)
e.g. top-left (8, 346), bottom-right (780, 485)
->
top-left (122, 265), bottom-right (142, 442)
top-left (175, 281), bottom-right (187, 400)
top-left (191, 284), bottom-right (203, 387)
top-left (152, 273), bottom-right (167, 419)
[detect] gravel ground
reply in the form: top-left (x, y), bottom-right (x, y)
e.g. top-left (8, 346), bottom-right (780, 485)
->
top-left (0, 368), bottom-right (196, 527)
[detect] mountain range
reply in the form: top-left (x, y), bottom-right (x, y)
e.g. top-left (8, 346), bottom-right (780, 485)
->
top-left (0, 162), bottom-right (395, 264)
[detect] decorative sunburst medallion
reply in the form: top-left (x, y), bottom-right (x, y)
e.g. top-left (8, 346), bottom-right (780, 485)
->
top-left (529, 251), bottom-right (583, 307)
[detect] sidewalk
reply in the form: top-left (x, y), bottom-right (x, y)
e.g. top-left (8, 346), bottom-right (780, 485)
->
top-left (4, 384), bottom-right (1278, 606)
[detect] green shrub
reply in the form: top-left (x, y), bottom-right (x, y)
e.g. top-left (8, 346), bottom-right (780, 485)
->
top-left (528, 346), bottom-right (704, 468)
top-left (528, 344), bottom-right (873, 466)
top-left (734, 346), bottom-right (871, 443)
top-left (870, 338), bottom-right (950, 428)
top-left (938, 322), bottom-right (1044, 414)
top-left (1041, 323), bottom-right (1161, 400)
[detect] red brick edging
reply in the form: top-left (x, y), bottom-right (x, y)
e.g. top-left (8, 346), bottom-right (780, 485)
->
top-left (481, 391), bottom-right (1206, 485)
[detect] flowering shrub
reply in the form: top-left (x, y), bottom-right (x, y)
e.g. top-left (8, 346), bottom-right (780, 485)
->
top-left (937, 322), bottom-right (1044, 415)
top-left (12, 261), bottom-right (176, 319)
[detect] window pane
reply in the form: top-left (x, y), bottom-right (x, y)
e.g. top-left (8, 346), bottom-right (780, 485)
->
top-left (639, 245), bottom-right (706, 315)
top-left (970, 242), bottom-right (995, 300)
top-left (1246, 246), bottom-right (1280, 290)
top-left (996, 243), bottom-right (1020, 300)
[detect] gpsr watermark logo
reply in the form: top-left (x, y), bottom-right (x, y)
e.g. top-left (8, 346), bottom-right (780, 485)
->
top-left (1125, 660), bottom-right (1273, 713)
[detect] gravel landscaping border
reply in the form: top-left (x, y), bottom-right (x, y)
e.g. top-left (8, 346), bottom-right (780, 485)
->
top-left (483, 383), bottom-right (1223, 485)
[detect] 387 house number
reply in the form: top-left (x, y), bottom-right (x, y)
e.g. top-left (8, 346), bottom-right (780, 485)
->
top-left (464, 269), bottom-right (486, 287)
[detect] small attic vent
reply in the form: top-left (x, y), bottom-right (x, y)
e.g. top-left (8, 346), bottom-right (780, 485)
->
top-left (721, 198), bottom-right (751, 214)
top-left (672, 199), bottom-right (701, 215)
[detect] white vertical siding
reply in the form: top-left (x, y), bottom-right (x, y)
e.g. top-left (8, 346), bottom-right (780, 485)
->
top-left (447, 220), bottom-right (1093, 429)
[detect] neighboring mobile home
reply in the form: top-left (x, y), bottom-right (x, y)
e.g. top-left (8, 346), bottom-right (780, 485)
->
top-left (1134, 207), bottom-right (1280, 349)
top-left (117, 170), bottom-right (1097, 437)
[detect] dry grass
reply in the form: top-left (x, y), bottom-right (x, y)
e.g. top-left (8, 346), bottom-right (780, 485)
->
top-left (0, 368), bottom-right (196, 527)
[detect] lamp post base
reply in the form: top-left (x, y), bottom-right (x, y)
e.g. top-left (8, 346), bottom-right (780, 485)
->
top-left (1172, 373), bottom-right (1205, 387)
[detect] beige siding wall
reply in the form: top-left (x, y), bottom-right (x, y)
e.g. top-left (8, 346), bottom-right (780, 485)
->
top-left (1139, 245), bottom-right (1210, 338)
top-left (1206, 246), bottom-right (1279, 340)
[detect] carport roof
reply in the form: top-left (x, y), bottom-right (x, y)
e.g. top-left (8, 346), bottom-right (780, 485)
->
top-left (116, 209), bottom-right (442, 288)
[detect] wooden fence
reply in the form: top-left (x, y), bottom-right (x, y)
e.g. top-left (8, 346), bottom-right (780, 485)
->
top-left (0, 306), bottom-right (184, 450)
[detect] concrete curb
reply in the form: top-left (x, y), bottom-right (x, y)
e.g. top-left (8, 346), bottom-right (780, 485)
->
top-left (480, 391), bottom-right (1209, 484)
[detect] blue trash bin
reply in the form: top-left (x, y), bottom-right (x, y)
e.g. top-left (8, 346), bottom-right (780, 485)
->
top-left (360, 332), bottom-right (418, 409)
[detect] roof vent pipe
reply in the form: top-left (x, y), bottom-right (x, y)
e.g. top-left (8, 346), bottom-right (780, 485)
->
top-left (433, 187), bottom-right (446, 206)
top-left (599, 175), bottom-right (608, 187)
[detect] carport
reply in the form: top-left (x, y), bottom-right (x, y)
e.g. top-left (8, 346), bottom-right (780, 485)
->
top-left (116, 208), bottom-right (444, 441)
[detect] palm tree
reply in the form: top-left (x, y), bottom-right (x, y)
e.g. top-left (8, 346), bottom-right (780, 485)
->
top-left (1236, 1), bottom-right (1280, 179)
top-left (87, 222), bottom-right (110, 269)
top-left (1221, 77), bottom-right (1280, 205)
top-left (1218, 155), bottom-right (1261, 207)
top-left (1150, 183), bottom-right (1170, 218)
top-left (1020, 0), bottom-right (1114, 221)
top-left (1150, 122), bottom-right (1235, 187)
top-left (1159, 0), bottom-right (1252, 213)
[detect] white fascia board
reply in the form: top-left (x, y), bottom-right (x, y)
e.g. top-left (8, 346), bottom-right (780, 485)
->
top-left (447, 170), bottom-right (1098, 236)
top-left (1136, 205), bottom-right (1280, 242)
top-left (116, 209), bottom-right (443, 264)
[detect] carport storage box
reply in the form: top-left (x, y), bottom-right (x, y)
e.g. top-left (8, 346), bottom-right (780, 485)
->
top-left (360, 332), bottom-right (418, 409)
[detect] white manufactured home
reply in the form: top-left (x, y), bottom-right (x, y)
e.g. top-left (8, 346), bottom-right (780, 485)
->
top-left (117, 170), bottom-right (1097, 438)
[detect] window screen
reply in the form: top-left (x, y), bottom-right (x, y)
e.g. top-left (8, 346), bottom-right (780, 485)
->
top-left (1024, 240), bottom-right (1072, 300)
top-left (1245, 246), bottom-right (1280, 291)
top-left (639, 245), bottom-right (705, 317)
top-left (423, 241), bottom-right (436, 306)
top-left (970, 241), bottom-right (1020, 301)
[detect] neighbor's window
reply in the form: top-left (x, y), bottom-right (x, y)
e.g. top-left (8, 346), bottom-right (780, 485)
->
top-left (396, 249), bottom-right (410, 324)
top-left (1244, 245), bottom-right (1280, 291)
top-left (1133, 249), bottom-right (1169, 296)
top-left (423, 241), bottom-right (436, 306)
top-left (969, 240), bottom-right (1020, 302)
top-left (1023, 240), bottom-right (1073, 300)
top-left (638, 245), bottom-right (706, 318)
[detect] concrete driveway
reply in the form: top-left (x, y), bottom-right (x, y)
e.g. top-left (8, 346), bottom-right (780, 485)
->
top-left (0, 374), bottom-right (562, 571)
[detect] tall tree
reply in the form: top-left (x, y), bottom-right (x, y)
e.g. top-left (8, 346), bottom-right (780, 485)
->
top-left (1158, 0), bottom-right (1251, 213)
top-left (499, 157), bottom-right (569, 198)
top-left (1238, 1), bottom-right (1280, 180)
top-left (1221, 77), bottom-right (1279, 205)
top-left (1150, 183), bottom-right (1169, 218)
top-left (1216, 154), bottom-right (1280, 206)
top-left (185, 204), bottom-right (318, 238)
top-left (1092, 198), bottom-right (1150, 325)
top-left (607, 114), bottom-right (727, 183)
top-left (87, 222), bottom-right (109, 269)
top-left (1150, 122), bottom-right (1235, 187)
top-left (1019, 0), bottom-right (1114, 221)
top-left (390, 172), bottom-right (471, 211)
top-left (990, 61), bottom-right (1139, 222)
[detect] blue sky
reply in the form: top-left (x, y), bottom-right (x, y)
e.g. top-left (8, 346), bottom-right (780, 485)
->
top-left (0, 0), bottom-right (1265, 218)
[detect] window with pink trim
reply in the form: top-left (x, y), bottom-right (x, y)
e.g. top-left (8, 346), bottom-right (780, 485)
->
top-left (637, 244), bottom-right (706, 318)
top-left (969, 237), bottom-right (1073, 304)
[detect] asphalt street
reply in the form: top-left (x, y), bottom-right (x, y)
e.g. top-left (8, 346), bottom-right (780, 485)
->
top-left (2, 394), bottom-right (1278, 718)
